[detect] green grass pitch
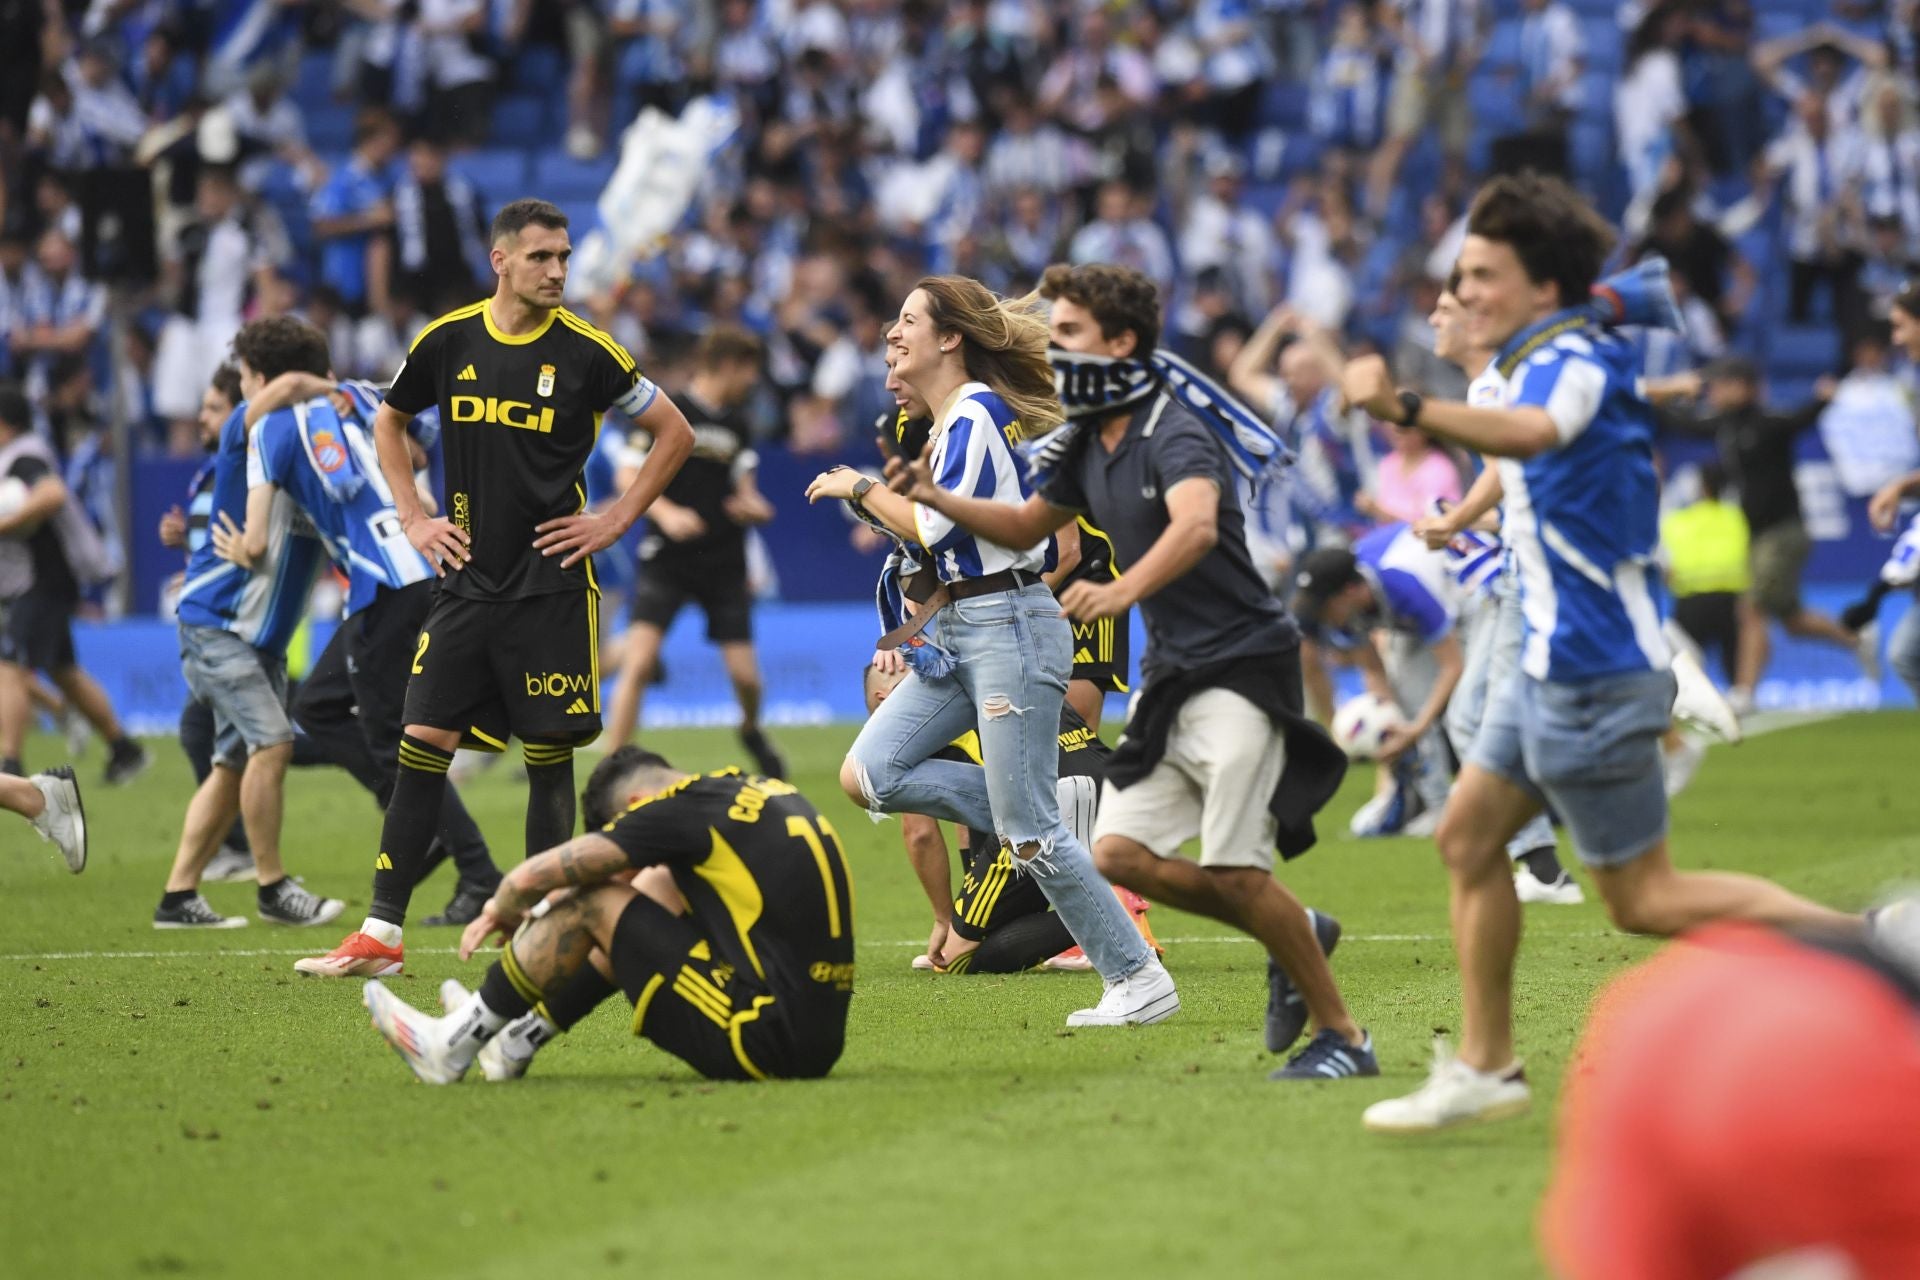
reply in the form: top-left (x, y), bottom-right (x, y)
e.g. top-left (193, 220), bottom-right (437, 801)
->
top-left (3, 714), bottom-right (1915, 1278)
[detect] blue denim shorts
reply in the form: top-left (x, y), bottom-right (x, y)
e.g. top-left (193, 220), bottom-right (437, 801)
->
top-left (179, 624), bottom-right (292, 769)
top-left (1468, 667), bottom-right (1675, 868)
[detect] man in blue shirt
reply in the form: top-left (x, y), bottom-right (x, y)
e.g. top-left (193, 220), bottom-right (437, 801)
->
top-left (221, 355), bottom-right (504, 938)
top-left (153, 317), bottom-right (346, 930)
top-left (309, 113), bottom-right (400, 314)
top-left (1292, 523), bottom-right (1467, 835)
top-left (1342, 174), bottom-right (1867, 1133)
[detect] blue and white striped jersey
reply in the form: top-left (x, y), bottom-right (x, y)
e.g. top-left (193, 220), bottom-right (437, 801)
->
top-left (177, 405), bottom-right (326, 658)
top-left (249, 398), bottom-right (434, 618)
top-left (913, 382), bottom-right (1058, 582)
top-left (1494, 313), bottom-right (1670, 682)
top-left (1355, 521), bottom-right (1461, 645)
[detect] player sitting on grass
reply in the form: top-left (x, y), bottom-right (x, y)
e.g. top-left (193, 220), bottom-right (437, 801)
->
top-left (364, 745), bottom-right (854, 1084)
top-left (2, 765), bottom-right (84, 871)
top-left (863, 657), bottom-right (1159, 974)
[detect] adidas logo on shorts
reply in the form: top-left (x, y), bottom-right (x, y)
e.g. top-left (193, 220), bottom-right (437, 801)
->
top-left (564, 698), bottom-right (591, 715)
top-left (456, 364), bottom-right (478, 381)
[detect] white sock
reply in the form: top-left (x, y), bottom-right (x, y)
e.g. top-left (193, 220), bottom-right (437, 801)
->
top-left (443, 991), bottom-right (510, 1071)
top-left (498, 1011), bottom-right (560, 1061)
top-left (360, 917), bottom-right (402, 947)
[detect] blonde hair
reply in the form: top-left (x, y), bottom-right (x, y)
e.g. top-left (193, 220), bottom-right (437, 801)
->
top-left (914, 275), bottom-right (1064, 439)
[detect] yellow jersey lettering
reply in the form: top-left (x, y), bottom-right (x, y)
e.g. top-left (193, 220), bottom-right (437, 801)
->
top-left (449, 396), bottom-right (556, 433)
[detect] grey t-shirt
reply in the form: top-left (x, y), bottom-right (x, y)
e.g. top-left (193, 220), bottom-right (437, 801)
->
top-left (1040, 395), bottom-right (1299, 680)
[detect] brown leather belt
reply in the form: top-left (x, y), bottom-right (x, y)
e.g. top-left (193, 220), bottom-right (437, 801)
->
top-left (876, 569), bottom-right (1037, 650)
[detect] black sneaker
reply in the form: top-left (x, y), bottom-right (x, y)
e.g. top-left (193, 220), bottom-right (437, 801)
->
top-left (740, 727), bottom-right (787, 779)
top-left (258, 879), bottom-right (346, 927)
top-left (420, 879), bottom-right (498, 927)
top-left (104, 739), bottom-right (150, 786)
top-left (1269, 1027), bottom-right (1379, 1081)
top-left (1265, 908), bottom-right (1343, 1053)
top-left (154, 893), bottom-right (248, 929)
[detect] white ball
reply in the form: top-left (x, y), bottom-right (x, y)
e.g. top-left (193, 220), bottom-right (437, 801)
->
top-left (1332, 692), bottom-right (1406, 760)
top-left (0, 476), bottom-right (30, 520)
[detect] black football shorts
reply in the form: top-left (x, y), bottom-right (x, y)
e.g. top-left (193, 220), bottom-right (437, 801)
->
top-left (401, 588), bottom-right (603, 749)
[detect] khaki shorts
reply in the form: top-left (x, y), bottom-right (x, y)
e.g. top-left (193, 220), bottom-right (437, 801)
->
top-left (1387, 66), bottom-right (1471, 148)
top-left (1749, 521), bottom-right (1811, 619)
top-left (1093, 687), bottom-right (1283, 870)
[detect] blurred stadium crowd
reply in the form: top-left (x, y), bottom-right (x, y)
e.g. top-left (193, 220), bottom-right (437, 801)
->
top-left (2, 0), bottom-right (1919, 609)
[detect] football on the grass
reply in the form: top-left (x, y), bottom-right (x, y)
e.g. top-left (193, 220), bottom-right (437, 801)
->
top-left (1332, 693), bottom-right (1405, 760)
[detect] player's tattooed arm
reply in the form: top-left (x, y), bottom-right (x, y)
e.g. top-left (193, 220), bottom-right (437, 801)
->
top-left (461, 834), bottom-right (630, 960)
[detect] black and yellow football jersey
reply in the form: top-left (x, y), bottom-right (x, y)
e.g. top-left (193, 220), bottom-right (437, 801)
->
top-left (385, 301), bottom-right (657, 601)
top-left (598, 768), bottom-right (855, 1076)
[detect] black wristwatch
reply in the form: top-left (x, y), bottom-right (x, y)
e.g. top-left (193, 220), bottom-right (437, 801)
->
top-left (1396, 389), bottom-right (1424, 427)
top-left (851, 475), bottom-right (876, 502)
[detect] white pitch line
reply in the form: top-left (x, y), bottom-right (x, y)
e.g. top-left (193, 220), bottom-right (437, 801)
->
top-left (0, 932), bottom-right (1632, 963)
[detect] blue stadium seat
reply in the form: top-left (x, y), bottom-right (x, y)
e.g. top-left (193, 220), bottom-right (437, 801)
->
top-left (1581, 19), bottom-right (1624, 75)
top-left (1258, 81), bottom-right (1310, 131)
top-left (530, 153), bottom-right (616, 202)
top-left (553, 200), bottom-right (601, 239)
top-left (1769, 325), bottom-right (1841, 377)
top-left (1467, 74), bottom-right (1525, 136)
top-left (306, 104), bottom-right (355, 152)
top-left (1482, 19), bottom-right (1524, 72)
top-left (293, 51), bottom-right (335, 115)
top-left (509, 44), bottom-right (567, 96)
top-left (451, 149), bottom-right (529, 207)
top-left (491, 95), bottom-right (549, 148)
top-left (1244, 180), bottom-right (1289, 220)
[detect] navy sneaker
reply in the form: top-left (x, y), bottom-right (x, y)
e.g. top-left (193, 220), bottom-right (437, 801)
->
top-left (1265, 909), bottom-right (1343, 1053)
top-left (1269, 1028), bottom-right (1379, 1081)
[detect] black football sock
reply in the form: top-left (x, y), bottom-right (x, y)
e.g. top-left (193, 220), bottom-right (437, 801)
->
top-left (160, 888), bottom-right (196, 909)
top-left (1519, 846), bottom-right (1567, 885)
top-left (522, 742), bottom-right (576, 858)
top-left (477, 944), bottom-right (542, 1022)
top-left (368, 734), bottom-right (455, 927)
top-left (540, 964), bottom-right (618, 1031)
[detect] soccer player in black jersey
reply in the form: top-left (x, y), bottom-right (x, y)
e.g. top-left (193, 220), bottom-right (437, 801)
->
top-left (602, 325), bottom-right (785, 776)
top-left (299, 198), bottom-right (694, 978)
top-left (362, 745), bottom-right (855, 1084)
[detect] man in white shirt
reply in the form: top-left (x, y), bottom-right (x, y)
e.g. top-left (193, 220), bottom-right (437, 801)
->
top-left (1762, 94), bottom-right (1868, 323)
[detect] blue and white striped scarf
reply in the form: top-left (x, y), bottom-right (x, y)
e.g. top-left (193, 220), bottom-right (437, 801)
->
top-left (1022, 348), bottom-right (1294, 492)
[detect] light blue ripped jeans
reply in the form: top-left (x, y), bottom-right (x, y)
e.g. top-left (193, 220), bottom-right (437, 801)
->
top-left (847, 582), bottom-right (1151, 982)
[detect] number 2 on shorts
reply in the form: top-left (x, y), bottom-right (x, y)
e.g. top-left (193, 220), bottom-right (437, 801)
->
top-left (412, 631), bottom-right (431, 675)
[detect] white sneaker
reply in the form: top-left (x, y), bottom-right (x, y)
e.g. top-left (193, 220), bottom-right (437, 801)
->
top-left (201, 845), bottom-right (256, 883)
top-left (1401, 808), bottom-right (1440, 838)
top-left (29, 767), bottom-right (86, 873)
top-left (1515, 864), bottom-right (1584, 905)
top-left (363, 980), bottom-right (468, 1085)
top-left (1065, 957), bottom-right (1180, 1027)
top-left (1856, 621), bottom-right (1882, 685)
top-left (1669, 642), bottom-right (1743, 743)
top-left (1868, 894), bottom-right (1920, 981)
top-left (564, 124), bottom-right (601, 160)
top-left (1663, 733), bottom-right (1707, 798)
top-left (1361, 1038), bottom-right (1532, 1133)
top-left (1727, 686), bottom-right (1756, 718)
